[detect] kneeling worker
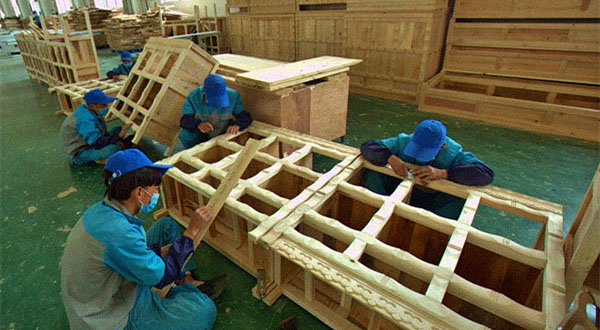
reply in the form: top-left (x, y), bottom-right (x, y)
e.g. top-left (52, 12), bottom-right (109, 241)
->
top-left (361, 119), bottom-right (494, 219)
top-left (178, 74), bottom-right (252, 149)
top-left (60, 149), bottom-right (225, 329)
top-left (60, 89), bottom-right (132, 165)
top-left (107, 51), bottom-right (135, 81)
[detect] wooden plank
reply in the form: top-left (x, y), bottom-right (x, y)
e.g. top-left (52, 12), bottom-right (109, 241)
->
top-left (235, 56), bottom-right (361, 91)
top-left (453, 0), bottom-right (600, 18)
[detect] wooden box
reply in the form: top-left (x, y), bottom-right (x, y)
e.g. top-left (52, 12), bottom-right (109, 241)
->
top-left (108, 38), bottom-right (218, 154)
top-left (249, 0), bottom-right (296, 14)
top-left (453, 0), bottom-right (600, 19)
top-left (215, 53), bottom-right (354, 140)
top-left (419, 71), bottom-right (600, 142)
top-left (158, 121), bottom-right (566, 329)
top-left (229, 13), bottom-right (296, 61)
top-left (50, 78), bottom-right (125, 115)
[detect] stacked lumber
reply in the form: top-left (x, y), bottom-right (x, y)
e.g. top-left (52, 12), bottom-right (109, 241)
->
top-left (108, 37), bottom-right (218, 154)
top-left (69, 7), bottom-right (113, 30)
top-left (0, 17), bottom-right (22, 29)
top-left (155, 121), bottom-right (567, 330)
top-left (227, 0), bottom-right (451, 102)
top-left (104, 12), bottom-right (162, 51)
top-left (419, 0), bottom-right (600, 142)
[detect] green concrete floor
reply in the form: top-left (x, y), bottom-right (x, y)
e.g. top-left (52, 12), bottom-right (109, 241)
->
top-left (0, 49), bottom-right (598, 329)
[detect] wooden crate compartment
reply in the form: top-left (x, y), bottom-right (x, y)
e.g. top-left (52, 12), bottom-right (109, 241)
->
top-left (453, 0), bottom-right (600, 19)
top-left (444, 45), bottom-right (600, 85)
top-left (259, 168), bottom-right (316, 200)
top-left (108, 38), bottom-right (218, 155)
top-left (419, 71), bottom-right (600, 142)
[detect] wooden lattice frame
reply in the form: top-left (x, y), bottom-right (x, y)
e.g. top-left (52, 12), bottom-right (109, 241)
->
top-left (156, 121), bottom-right (566, 329)
top-left (49, 78), bottom-right (125, 116)
top-left (108, 37), bottom-right (218, 155)
top-left (14, 11), bottom-right (100, 87)
top-left (160, 5), bottom-right (224, 54)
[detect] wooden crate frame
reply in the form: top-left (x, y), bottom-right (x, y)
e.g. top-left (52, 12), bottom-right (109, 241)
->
top-left (49, 78), bottom-right (125, 116)
top-left (155, 121), bottom-right (359, 282)
top-left (14, 12), bottom-right (100, 87)
top-left (564, 165), bottom-right (600, 304)
top-left (452, 0), bottom-right (600, 19)
top-left (108, 37), bottom-right (218, 155)
top-left (419, 71), bottom-right (600, 142)
top-left (158, 121), bottom-right (566, 329)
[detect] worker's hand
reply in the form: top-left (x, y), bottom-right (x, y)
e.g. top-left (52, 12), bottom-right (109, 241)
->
top-left (388, 155), bottom-right (409, 178)
top-left (118, 123), bottom-right (133, 138)
top-left (226, 125), bottom-right (240, 135)
top-left (412, 165), bottom-right (447, 184)
top-left (184, 206), bottom-right (213, 239)
top-left (160, 244), bottom-right (172, 257)
top-left (113, 75), bottom-right (124, 81)
top-left (198, 122), bottom-right (214, 134)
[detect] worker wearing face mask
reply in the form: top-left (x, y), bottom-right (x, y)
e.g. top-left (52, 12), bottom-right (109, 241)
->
top-left (60, 89), bottom-right (133, 165)
top-left (106, 51), bottom-right (136, 81)
top-left (60, 149), bottom-right (223, 329)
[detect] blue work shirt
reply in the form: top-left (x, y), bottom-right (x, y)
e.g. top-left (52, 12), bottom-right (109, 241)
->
top-left (181, 86), bottom-right (246, 139)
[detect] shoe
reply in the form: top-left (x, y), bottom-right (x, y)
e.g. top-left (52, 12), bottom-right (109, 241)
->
top-left (197, 274), bottom-right (228, 300)
top-left (277, 316), bottom-right (297, 330)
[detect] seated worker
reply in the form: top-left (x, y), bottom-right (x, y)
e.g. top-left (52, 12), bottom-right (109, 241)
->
top-left (361, 119), bottom-right (494, 219)
top-left (60, 149), bottom-right (226, 330)
top-left (106, 51), bottom-right (135, 81)
top-left (178, 74), bottom-right (252, 149)
top-left (60, 89), bottom-right (132, 165)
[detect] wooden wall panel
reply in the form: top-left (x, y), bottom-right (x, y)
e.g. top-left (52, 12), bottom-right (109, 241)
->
top-left (453, 0), bottom-right (600, 18)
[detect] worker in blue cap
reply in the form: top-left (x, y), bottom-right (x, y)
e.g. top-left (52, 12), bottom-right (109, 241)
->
top-left (32, 10), bottom-right (41, 28)
top-left (60, 149), bottom-right (226, 330)
top-left (360, 119), bottom-right (494, 219)
top-left (106, 51), bottom-right (136, 81)
top-left (178, 73), bottom-right (253, 149)
top-left (60, 88), bottom-right (132, 165)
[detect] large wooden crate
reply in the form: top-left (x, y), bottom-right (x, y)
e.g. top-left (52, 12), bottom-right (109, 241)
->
top-left (158, 121), bottom-right (567, 330)
top-left (215, 53), bottom-right (354, 140)
top-left (108, 38), bottom-right (218, 154)
top-left (49, 78), bottom-right (125, 115)
top-left (15, 14), bottom-right (100, 87)
top-left (228, 13), bottom-right (295, 61)
top-left (453, 0), bottom-right (600, 19)
top-left (419, 71), bottom-right (600, 142)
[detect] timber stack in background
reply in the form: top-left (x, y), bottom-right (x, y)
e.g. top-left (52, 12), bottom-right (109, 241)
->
top-left (69, 7), bottom-right (114, 47)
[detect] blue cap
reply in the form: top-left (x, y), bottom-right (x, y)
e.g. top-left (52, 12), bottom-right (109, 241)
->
top-left (105, 149), bottom-right (173, 182)
top-left (403, 120), bottom-right (447, 162)
top-left (204, 74), bottom-right (229, 108)
top-left (120, 51), bottom-right (132, 61)
top-left (83, 88), bottom-right (117, 105)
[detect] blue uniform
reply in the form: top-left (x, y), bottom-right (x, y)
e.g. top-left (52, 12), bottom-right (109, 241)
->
top-left (60, 104), bottom-right (122, 165)
top-left (60, 197), bottom-right (215, 330)
top-left (107, 60), bottom-right (136, 79)
top-left (361, 134), bottom-right (494, 219)
top-left (178, 86), bottom-right (252, 149)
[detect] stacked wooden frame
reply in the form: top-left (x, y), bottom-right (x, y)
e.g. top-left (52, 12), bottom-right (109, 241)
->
top-left (49, 78), bottom-right (125, 115)
top-left (227, 0), bottom-right (451, 103)
top-left (14, 12), bottom-right (100, 87)
top-left (107, 37), bottom-right (218, 155)
top-left (156, 121), bottom-right (567, 329)
top-left (419, 0), bottom-right (600, 142)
